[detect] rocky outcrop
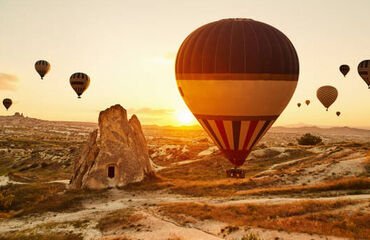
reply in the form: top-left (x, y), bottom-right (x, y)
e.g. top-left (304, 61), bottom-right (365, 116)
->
top-left (69, 104), bottom-right (153, 190)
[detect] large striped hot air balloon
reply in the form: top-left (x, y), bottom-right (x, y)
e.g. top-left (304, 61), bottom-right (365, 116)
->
top-left (70, 72), bottom-right (90, 98)
top-left (358, 60), bottom-right (369, 88)
top-left (175, 18), bottom-right (299, 167)
top-left (316, 86), bottom-right (338, 111)
top-left (35, 60), bottom-right (50, 79)
top-left (339, 65), bottom-right (350, 77)
top-left (3, 98), bottom-right (12, 110)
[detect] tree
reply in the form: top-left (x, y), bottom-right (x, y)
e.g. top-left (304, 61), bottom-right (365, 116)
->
top-left (297, 133), bottom-right (322, 145)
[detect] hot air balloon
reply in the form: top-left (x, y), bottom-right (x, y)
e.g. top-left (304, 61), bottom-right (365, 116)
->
top-left (297, 103), bottom-right (301, 107)
top-left (175, 18), bottom-right (299, 173)
top-left (336, 111), bottom-right (341, 117)
top-left (316, 86), bottom-right (338, 111)
top-left (35, 60), bottom-right (50, 79)
top-left (70, 73), bottom-right (90, 98)
top-left (3, 98), bottom-right (12, 110)
top-left (339, 65), bottom-right (350, 77)
top-left (358, 60), bottom-right (369, 88)
top-left (305, 100), bottom-right (310, 106)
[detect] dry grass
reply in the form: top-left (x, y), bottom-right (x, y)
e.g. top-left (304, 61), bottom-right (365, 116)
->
top-left (158, 148), bottom-right (313, 181)
top-left (236, 177), bottom-right (370, 196)
top-left (124, 175), bottom-right (370, 198)
top-left (0, 233), bottom-right (82, 240)
top-left (97, 208), bottom-right (146, 232)
top-left (159, 200), bottom-right (369, 239)
top-left (0, 183), bottom-right (107, 218)
top-left (241, 232), bottom-right (263, 240)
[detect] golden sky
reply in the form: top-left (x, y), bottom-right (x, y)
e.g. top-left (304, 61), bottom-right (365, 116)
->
top-left (0, 0), bottom-right (369, 128)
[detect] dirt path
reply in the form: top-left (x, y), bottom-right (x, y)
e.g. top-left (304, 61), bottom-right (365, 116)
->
top-left (255, 155), bottom-right (313, 177)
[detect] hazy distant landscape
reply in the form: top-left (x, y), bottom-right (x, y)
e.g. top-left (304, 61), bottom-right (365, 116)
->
top-left (0, 113), bottom-right (369, 240)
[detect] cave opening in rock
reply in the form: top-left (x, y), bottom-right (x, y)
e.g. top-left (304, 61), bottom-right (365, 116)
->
top-left (108, 165), bottom-right (115, 178)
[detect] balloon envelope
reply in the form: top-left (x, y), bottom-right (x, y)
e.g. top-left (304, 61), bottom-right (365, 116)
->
top-left (70, 73), bottom-right (90, 98)
top-left (175, 18), bottom-right (299, 166)
top-left (339, 65), bottom-right (350, 77)
top-left (3, 98), bottom-right (12, 110)
top-left (336, 111), bottom-right (341, 116)
top-left (297, 103), bottom-right (301, 107)
top-left (35, 60), bottom-right (50, 79)
top-left (316, 86), bottom-right (338, 111)
top-left (305, 100), bottom-right (310, 105)
top-left (358, 60), bottom-right (370, 88)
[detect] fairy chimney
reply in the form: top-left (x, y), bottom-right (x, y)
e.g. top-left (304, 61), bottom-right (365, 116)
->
top-left (70, 104), bottom-right (153, 190)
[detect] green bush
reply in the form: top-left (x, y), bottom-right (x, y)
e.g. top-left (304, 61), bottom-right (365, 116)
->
top-left (297, 133), bottom-right (322, 145)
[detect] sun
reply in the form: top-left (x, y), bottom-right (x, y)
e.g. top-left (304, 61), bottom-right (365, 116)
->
top-left (175, 109), bottom-right (196, 125)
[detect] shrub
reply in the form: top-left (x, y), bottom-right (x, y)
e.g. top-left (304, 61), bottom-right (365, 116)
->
top-left (0, 189), bottom-right (14, 210)
top-left (297, 133), bottom-right (322, 145)
top-left (242, 233), bottom-right (263, 240)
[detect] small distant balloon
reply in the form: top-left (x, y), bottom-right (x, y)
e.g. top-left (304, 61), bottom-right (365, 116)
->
top-left (3, 98), bottom-right (12, 110)
top-left (305, 100), bottom-right (310, 106)
top-left (358, 60), bottom-right (369, 88)
top-left (297, 103), bottom-right (301, 107)
top-left (35, 60), bottom-right (50, 79)
top-left (336, 111), bottom-right (341, 117)
top-left (70, 72), bottom-right (90, 98)
top-left (316, 85), bottom-right (338, 111)
top-left (339, 65), bottom-right (350, 77)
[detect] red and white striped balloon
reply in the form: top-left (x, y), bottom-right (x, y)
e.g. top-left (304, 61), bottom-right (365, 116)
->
top-left (175, 18), bottom-right (299, 167)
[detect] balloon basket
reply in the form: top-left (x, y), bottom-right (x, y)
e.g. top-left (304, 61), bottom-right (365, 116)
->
top-left (226, 168), bottom-right (246, 178)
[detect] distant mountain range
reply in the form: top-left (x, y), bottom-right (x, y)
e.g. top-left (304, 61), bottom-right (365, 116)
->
top-left (270, 125), bottom-right (370, 136)
top-left (1, 113), bottom-right (369, 136)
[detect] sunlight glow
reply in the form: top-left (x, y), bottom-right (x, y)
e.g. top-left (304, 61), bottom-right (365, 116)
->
top-left (175, 109), bottom-right (196, 125)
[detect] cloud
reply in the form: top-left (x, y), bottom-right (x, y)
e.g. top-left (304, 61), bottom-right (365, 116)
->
top-left (163, 51), bottom-right (176, 60)
top-left (153, 51), bottom-right (177, 64)
top-left (0, 73), bottom-right (19, 91)
top-left (128, 108), bottom-right (175, 116)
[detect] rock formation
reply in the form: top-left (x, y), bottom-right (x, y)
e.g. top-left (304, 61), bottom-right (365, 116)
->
top-left (70, 104), bottom-right (153, 190)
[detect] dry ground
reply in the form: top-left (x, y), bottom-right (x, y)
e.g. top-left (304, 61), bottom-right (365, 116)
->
top-left (0, 122), bottom-right (369, 240)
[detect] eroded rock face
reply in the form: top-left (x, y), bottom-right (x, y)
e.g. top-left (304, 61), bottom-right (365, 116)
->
top-left (70, 104), bottom-right (153, 190)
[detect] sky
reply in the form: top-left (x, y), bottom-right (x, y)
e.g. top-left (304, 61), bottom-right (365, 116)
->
top-left (0, 0), bottom-right (369, 128)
